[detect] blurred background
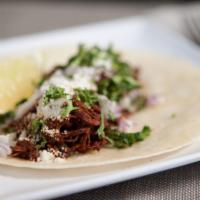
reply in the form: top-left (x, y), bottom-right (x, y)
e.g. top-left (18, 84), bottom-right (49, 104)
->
top-left (0, 0), bottom-right (200, 41)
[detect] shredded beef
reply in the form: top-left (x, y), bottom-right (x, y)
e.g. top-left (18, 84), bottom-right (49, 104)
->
top-left (12, 140), bottom-right (38, 161)
top-left (11, 97), bottom-right (111, 161)
top-left (7, 60), bottom-right (145, 161)
top-left (72, 98), bottom-right (101, 126)
top-left (42, 99), bottom-right (109, 157)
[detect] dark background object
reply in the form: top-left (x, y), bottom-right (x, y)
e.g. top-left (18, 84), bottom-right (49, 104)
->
top-left (55, 162), bottom-right (200, 200)
top-left (0, 1), bottom-right (153, 38)
top-left (0, 0), bottom-right (199, 1)
top-left (0, 0), bottom-right (198, 39)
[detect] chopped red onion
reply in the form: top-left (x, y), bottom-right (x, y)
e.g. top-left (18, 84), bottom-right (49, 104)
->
top-left (0, 134), bottom-right (16, 157)
top-left (120, 90), bottom-right (139, 109)
top-left (98, 95), bottom-right (122, 118)
top-left (147, 95), bottom-right (158, 106)
top-left (118, 118), bottom-right (136, 132)
top-left (0, 142), bottom-right (11, 157)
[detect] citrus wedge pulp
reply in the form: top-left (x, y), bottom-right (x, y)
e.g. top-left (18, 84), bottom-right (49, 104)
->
top-left (0, 56), bottom-right (42, 113)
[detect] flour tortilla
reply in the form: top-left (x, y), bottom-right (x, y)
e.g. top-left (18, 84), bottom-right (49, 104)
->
top-left (0, 46), bottom-right (200, 169)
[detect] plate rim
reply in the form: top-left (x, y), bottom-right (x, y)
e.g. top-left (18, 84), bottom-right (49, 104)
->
top-left (0, 16), bottom-right (200, 200)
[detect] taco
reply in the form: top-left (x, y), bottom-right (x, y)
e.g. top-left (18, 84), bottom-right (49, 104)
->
top-left (0, 45), bottom-right (199, 169)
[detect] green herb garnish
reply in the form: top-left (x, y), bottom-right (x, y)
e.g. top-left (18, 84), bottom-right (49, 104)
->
top-left (108, 111), bottom-right (116, 121)
top-left (67, 44), bottom-right (128, 70)
top-left (66, 44), bottom-right (132, 75)
top-left (66, 45), bottom-right (141, 102)
top-left (43, 86), bottom-right (66, 105)
top-left (96, 111), bottom-right (150, 148)
top-left (97, 112), bottom-right (105, 139)
top-left (107, 126), bottom-right (151, 148)
top-left (16, 98), bottom-right (28, 107)
top-left (3, 126), bottom-right (16, 134)
top-left (29, 119), bottom-right (46, 149)
top-left (38, 78), bottom-right (45, 87)
top-left (0, 98), bottom-right (28, 126)
top-left (75, 88), bottom-right (98, 108)
top-left (0, 111), bottom-right (15, 125)
top-left (0, 98), bottom-right (27, 126)
top-left (60, 99), bottom-right (78, 118)
top-left (30, 119), bottom-right (44, 135)
top-left (36, 137), bottom-right (47, 149)
top-left (98, 75), bottom-right (140, 101)
top-left (134, 126), bottom-right (151, 141)
top-left (67, 44), bottom-right (101, 66)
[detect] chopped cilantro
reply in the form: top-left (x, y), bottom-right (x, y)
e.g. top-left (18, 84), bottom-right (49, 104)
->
top-left (0, 111), bottom-right (15, 125)
top-left (98, 75), bottom-right (140, 101)
top-left (30, 119), bottom-right (44, 135)
top-left (67, 44), bottom-right (134, 75)
top-left (66, 44), bottom-right (132, 75)
top-left (67, 44), bottom-right (101, 66)
top-left (108, 111), bottom-right (116, 121)
top-left (38, 78), bottom-right (45, 87)
top-left (66, 44), bottom-right (141, 102)
top-left (75, 88), bottom-right (98, 108)
top-left (43, 86), bottom-right (66, 105)
top-left (134, 126), bottom-right (151, 141)
top-left (60, 99), bottom-right (78, 118)
top-left (3, 126), bottom-right (16, 134)
top-left (97, 112), bottom-right (105, 139)
top-left (16, 98), bottom-right (28, 107)
top-left (29, 119), bottom-right (46, 149)
top-left (96, 111), bottom-right (150, 148)
top-left (0, 98), bottom-right (27, 126)
top-left (107, 126), bottom-right (151, 148)
top-left (36, 137), bottom-right (47, 149)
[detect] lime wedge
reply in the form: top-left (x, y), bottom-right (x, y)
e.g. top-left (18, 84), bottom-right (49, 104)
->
top-left (0, 56), bottom-right (42, 113)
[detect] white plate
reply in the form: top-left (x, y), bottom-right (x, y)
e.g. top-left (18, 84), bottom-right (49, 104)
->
top-left (0, 17), bottom-right (200, 200)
